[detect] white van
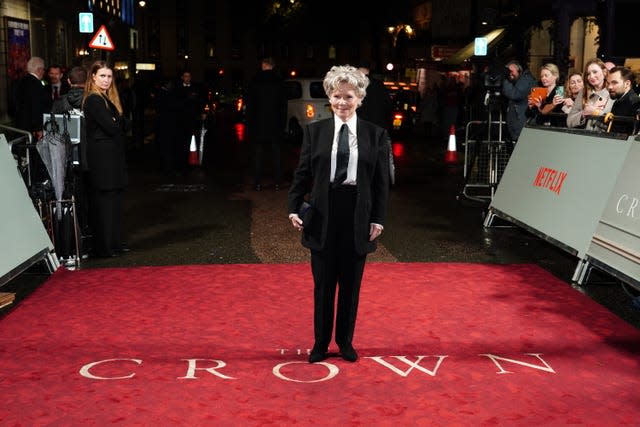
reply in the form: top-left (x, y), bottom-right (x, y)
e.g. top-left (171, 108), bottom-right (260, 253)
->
top-left (284, 78), bottom-right (331, 143)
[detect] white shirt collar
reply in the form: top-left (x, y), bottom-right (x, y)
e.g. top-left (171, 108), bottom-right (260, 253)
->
top-left (333, 114), bottom-right (357, 135)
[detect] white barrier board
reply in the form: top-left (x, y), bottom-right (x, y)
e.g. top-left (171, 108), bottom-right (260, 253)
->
top-left (0, 135), bottom-right (56, 285)
top-left (488, 127), bottom-right (631, 257)
top-left (586, 139), bottom-right (640, 286)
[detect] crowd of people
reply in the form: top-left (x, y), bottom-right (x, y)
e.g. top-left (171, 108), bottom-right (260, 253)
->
top-left (10, 54), bottom-right (640, 262)
top-left (501, 57), bottom-right (640, 141)
top-left (12, 57), bottom-right (134, 259)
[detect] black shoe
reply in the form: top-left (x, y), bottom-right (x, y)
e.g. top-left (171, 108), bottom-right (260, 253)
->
top-left (118, 246), bottom-right (131, 253)
top-left (274, 184), bottom-right (280, 191)
top-left (255, 184), bottom-right (262, 191)
top-left (308, 345), bottom-right (327, 363)
top-left (339, 344), bottom-right (358, 362)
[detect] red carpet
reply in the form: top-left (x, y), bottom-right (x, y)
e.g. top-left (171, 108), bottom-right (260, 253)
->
top-left (1, 263), bottom-right (639, 426)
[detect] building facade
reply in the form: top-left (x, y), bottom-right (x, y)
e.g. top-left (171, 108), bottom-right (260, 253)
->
top-left (0, 0), bottom-right (627, 125)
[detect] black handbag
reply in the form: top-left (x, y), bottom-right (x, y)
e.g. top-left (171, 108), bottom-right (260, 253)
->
top-left (299, 201), bottom-right (314, 226)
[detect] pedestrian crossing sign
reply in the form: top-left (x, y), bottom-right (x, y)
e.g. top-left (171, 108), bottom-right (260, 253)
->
top-left (88, 25), bottom-right (115, 51)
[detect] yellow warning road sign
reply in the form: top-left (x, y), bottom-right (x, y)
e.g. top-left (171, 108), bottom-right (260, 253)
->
top-left (89, 25), bottom-right (115, 51)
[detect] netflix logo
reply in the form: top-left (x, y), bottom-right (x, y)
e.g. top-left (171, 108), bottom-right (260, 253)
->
top-left (532, 166), bottom-right (567, 195)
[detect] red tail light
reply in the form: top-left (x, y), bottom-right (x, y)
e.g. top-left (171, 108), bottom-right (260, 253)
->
top-left (234, 123), bottom-right (245, 142)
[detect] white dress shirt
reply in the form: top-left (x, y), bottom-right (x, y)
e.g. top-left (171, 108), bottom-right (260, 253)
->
top-left (331, 114), bottom-right (358, 185)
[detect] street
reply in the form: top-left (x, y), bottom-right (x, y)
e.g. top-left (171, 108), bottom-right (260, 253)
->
top-left (4, 121), bottom-right (640, 329)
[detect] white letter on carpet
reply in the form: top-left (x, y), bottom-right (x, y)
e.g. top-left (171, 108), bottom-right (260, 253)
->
top-left (479, 353), bottom-right (556, 374)
top-left (79, 358), bottom-right (142, 380)
top-left (365, 355), bottom-right (448, 377)
top-left (273, 361), bottom-right (339, 383)
top-left (179, 359), bottom-right (237, 379)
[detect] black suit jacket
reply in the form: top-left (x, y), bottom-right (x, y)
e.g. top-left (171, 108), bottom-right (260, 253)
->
top-left (287, 117), bottom-right (390, 255)
top-left (610, 91), bottom-right (640, 134)
top-left (14, 73), bottom-right (47, 132)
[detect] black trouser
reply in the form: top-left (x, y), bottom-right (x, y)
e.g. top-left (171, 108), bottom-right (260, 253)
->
top-left (310, 185), bottom-right (366, 350)
top-left (90, 189), bottom-right (123, 256)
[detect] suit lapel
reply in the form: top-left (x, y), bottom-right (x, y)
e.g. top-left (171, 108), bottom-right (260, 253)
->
top-left (317, 120), bottom-right (335, 184)
top-left (356, 119), bottom-right (370, 182)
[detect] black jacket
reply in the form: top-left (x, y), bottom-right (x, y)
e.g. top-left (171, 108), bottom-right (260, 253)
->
top-left (14, 73), bottom-right (47, 133)
top-left (246, 70), bottom-right (287, 143)
top-left (287, 118), bottom-right (390, 255)
top-left (610, 90), bottom-right (640, 135)
top-left (83, 93), bottom-right (128, 190)
top-left (357, 77), bottom-right (392, 131)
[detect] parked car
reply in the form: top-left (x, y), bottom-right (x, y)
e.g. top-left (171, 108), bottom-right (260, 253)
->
top-left (284, 78), bottom-right (331, 143)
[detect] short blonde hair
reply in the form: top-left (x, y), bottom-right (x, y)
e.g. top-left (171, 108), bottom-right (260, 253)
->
top-left (323, 65), bottom-right (369, 101)
top-left (540, 63), bottom-right (559, 78)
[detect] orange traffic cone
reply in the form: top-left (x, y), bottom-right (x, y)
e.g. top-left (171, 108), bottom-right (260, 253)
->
top-left (188, 134), bottom-right (199, 166)
top-left (445, 124), bottom-right (458, 164)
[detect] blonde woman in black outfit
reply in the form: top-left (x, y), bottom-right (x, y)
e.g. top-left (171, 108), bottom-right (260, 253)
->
top-left (83, 61), bottom-right (128, 258)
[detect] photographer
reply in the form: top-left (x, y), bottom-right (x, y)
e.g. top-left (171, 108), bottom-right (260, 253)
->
top-left (501, 60), bottom-right (535, 141)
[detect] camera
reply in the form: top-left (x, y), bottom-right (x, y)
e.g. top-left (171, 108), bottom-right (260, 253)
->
top-left (483, 71), bottom-right (503, 90)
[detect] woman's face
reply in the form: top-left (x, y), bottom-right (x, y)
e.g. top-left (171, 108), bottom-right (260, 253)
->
top-left (329, 82), bottom-right (362, 122)
top-left (92, 67), bottom-right (113, 93)
top-left (568, 74), bottom-right (584, 95)
top-left (540, 69), bottom-right (557, 88)
top-left (586, 64), bottom-right (605, 90)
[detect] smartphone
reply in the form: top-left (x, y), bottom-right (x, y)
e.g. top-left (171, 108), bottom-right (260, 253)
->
top-left (556, 86), bottom-right (564, 98)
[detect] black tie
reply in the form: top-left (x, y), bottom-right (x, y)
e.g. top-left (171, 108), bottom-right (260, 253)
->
top-left (335, 123), bottom-right (350, 185)
top-left (53, 86), bottom-right (59, 100)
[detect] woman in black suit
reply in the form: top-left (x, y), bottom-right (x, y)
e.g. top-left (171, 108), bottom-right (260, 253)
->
top-left (287, 65), bottom-right (390, 363)
top-left (82, 61), bottom-right (128, 257)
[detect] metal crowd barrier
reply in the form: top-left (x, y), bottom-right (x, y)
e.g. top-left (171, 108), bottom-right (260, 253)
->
top-left (461, 116), bottom-right (511, 203)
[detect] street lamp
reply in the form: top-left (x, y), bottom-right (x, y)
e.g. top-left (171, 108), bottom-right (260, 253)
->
top-left (387, 24), bottom-right (414, 48)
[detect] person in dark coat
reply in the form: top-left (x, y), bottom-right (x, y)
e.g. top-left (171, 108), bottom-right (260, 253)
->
top-left (356, 62), bottom-right (392, 130)
top-left (14, 56), bottom-right (47, 141)
top-left (246, 57), bottom-right (287, 190)
top-left (502, 60), bottom-right (536, 141)
top-left (82, 61), bottom-right (128, 258)
top-left (175, 70), bottom-right (204, 173)
top-left (52, 66), bottom-right (91, 248)
top-left (287, 65), bottom-right (390, 364)
top-left (46, 64), bottom-right (70, 111)
top-left (606, 66), bottom-right (640, 135)
top-left (357, 62), bottom-right (395, 185)
top-left (153, 78), bottom-right (179, 173)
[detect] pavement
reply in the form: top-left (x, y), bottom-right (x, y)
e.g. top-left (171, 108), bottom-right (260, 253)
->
top-left (3, 123), bottom-right (640, 329)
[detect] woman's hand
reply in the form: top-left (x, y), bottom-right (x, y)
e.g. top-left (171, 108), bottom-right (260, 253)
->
top-left (369, 224), bottom-right (383, 241)
top-left (563, 98), bottom-right (574, 109)
top-left (290, 214), bottom-right (303, 231)
top-left (552, 95), bottom-right (564, 106)
top-left (583, 104), bottom-right (601, 117)
top-left (528, 95), bottom-right (543, 109)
